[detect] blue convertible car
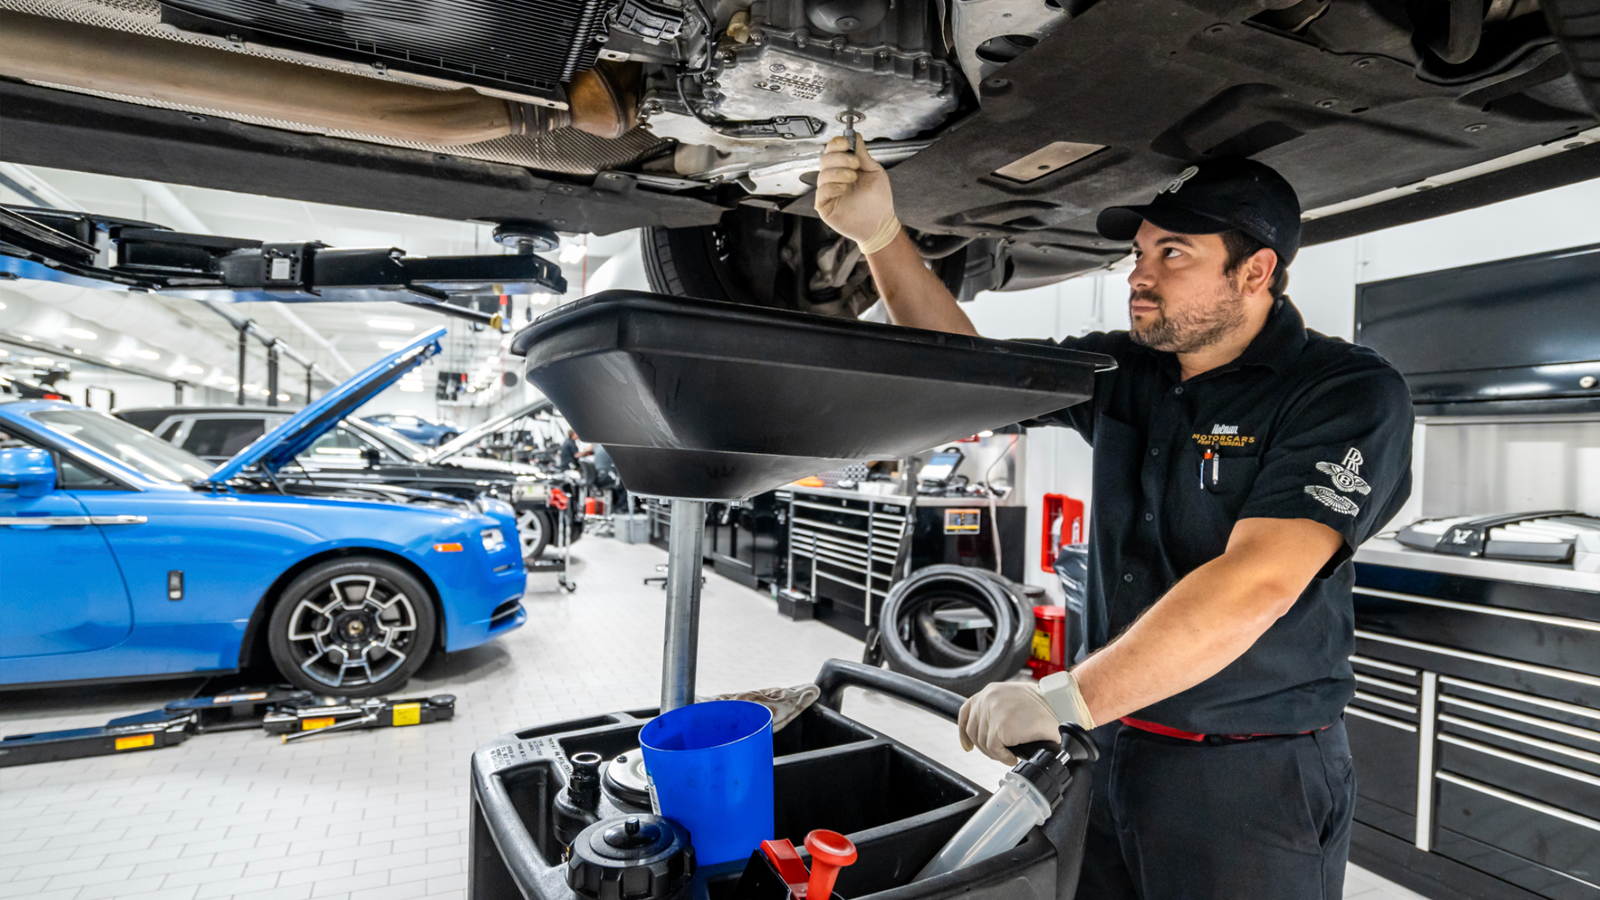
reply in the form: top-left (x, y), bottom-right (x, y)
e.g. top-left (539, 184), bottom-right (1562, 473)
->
top-left (0, 328), bottom-right (526, 696)
top-left (360, 413), bottom-right (459, 447)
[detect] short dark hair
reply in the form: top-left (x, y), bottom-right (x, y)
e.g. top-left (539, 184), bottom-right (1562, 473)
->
top-left (1220, 230), bottom-right (1289, 301)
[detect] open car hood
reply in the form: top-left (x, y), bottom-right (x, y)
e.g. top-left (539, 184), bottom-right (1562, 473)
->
top-left (426, 395), bottom-right (554, 465)
top-left (210, 327), bottom-right (445, 482)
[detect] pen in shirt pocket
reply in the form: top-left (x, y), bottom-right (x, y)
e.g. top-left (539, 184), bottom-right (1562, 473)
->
top-left (1201, 449), bottom-right (1220, 489)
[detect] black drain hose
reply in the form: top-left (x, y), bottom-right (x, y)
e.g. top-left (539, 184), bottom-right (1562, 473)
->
top-left (877, 565), bottom-right (1035, 697)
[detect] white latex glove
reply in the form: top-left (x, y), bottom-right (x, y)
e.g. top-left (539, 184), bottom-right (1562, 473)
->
top-left (958, 682), bottom-right (1062, 766)
top-left (958, 673), bottom-right (1095, 766)
top-left (813, 136), bottom-right (901, 254)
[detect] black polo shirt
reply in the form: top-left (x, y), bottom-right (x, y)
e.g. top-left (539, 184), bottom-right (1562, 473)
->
top-left (1035, 297), bottom-right (1414, 734)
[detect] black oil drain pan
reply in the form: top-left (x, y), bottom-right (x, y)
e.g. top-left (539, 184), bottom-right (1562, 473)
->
top-left (510, 291), bottom-right (1114, 499)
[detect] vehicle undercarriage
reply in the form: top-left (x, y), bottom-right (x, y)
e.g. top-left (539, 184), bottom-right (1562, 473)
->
top-left (2, 0), bottom-right (1598, 310)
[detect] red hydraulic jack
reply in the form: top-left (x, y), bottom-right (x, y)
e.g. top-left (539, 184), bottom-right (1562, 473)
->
top-left (734, 830), bottom-right (858, 900)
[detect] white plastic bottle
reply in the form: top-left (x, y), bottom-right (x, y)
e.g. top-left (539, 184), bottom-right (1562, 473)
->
top-left (913, 767), bottom-right (1057, 881)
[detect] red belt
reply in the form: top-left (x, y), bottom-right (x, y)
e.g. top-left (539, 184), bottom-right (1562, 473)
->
top-left (1119, 716), bottom-right (1327, 742)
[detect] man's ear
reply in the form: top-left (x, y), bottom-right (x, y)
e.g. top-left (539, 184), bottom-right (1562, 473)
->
top-left (1240, 247), bottom-right (1278, 297)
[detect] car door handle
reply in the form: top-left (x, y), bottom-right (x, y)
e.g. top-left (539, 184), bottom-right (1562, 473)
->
top-left (0, 515), bottom-right (148, 526)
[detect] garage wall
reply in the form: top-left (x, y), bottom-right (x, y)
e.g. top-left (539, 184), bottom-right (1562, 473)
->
top-left (964, 174), bottom-right (1600, 598)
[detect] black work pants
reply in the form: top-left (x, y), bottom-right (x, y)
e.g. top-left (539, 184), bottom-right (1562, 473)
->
top-left (1072, 718), bottom-right (1355, 900)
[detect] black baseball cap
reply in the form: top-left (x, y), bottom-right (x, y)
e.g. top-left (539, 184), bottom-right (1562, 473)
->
top-left (1095, 157), bottom-right (1302, 265)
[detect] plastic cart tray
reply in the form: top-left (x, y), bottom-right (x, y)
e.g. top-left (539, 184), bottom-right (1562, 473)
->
top-left (509, 291), bottom-right (1113, 499)
top-left (468, 660), bottom-right (1091, 900)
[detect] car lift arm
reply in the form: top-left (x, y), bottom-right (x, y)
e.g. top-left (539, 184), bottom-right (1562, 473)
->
top-left (0, 205), bottom-right (566, 326)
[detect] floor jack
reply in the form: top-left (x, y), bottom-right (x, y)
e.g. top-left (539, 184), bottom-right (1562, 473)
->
top-left (526, 486), bottom-right (577, 592)
top-left (0, 689), bottom-right (455, 767)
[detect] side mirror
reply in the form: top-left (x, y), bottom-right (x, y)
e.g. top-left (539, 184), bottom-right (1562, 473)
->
top-left (0, 447), bottom-right (58, 497)
top-left (361, 447), bottom-right (382, 468)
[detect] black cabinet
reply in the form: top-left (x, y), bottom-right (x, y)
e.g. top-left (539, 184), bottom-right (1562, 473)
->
top-left (645, 494), bottom-right (789, 591)
top-left (704, 493), bottom-right (787, 590)
top-left (1347, 545), bottom-right (1600, 900)
top-left (909, 505), bottom-right (1027, 584)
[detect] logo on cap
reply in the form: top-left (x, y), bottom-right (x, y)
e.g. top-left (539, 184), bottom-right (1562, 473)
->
top-left (1163, 166), bottom-right (1199, 194)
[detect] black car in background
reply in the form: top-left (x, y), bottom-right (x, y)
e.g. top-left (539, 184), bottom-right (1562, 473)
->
top-left (116, 403), bottom-right (580, 559)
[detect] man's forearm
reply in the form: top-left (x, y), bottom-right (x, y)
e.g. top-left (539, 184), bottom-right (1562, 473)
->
top-left (1070, 552), bottom-right (1301, 725)
top-left (865, 230), bottom-right (979, 336)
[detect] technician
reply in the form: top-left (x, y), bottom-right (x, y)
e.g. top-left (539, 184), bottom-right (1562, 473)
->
top-left (815, 140), bottom-right (1415, 898)
top-left (557, 428), bottom-right (585, 471)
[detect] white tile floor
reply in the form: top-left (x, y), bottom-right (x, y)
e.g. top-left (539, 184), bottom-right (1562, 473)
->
top-left (1, 537), bottom-right (1431, 900)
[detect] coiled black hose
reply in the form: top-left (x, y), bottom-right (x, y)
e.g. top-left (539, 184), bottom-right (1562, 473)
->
top-left (876, 565), bottom-right (1035, 696)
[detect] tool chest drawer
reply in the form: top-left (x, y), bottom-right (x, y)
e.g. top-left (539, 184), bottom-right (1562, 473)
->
top-left (1347, 654), bottom-right (1424, 839)
top-left (1352, 569), bottom-right (1600, 679)
top-left (1347, 559), bottom-right (1600, 900)
top-left (784, 489), bottom-right (908, 637)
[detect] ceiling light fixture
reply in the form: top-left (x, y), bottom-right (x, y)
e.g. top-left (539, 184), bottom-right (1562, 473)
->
top-left (184, 365), bottom-right (205, 374)
top-left (243, 383), bottom-right (259, 391)
top-left (558, 244), bottom-right (587, 265)
top-left (278, 393), bottom-right (290, 401)
top-left (107, 357), bottom-right (121, 365)
top-left (133, 349), bottom-right (160, 360)
top-left (32, 356), bottom-right (54, 365)
top-left (367, 318), bottom-right (416, 332)
top-left (62, 326), bottom-right (97, 340)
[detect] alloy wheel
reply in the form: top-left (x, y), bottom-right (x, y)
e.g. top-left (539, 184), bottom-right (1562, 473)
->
top-left (283, 574), bottom-right (419, 690)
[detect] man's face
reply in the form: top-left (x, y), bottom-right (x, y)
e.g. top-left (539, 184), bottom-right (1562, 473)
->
top-left (1126, 221), bottom-right (1248, 354)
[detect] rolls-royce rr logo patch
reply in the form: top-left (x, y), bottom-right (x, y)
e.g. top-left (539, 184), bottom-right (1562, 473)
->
top-left (1163, 166), bottom-right (1199, 193)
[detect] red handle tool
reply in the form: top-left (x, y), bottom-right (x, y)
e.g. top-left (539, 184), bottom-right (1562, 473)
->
top-left (803, 830), bottom-right (857, 900)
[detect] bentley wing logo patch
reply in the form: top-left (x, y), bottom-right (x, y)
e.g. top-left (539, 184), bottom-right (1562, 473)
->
top-left (1315, 461), bottom-right (1371, 495)
top-left (1305, 447), bottom-right (1369, 516)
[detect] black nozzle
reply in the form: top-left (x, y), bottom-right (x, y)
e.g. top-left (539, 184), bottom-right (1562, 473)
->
top-left (1008, 724), bottom-right (1100, 808)
top-left (569, 751), bottom-right (603, 810)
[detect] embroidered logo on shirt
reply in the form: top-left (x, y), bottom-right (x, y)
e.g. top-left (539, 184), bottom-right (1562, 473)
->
top-left (1304, 446), bottom-right (1368, 516)
top-left (1163, 166), bottom-right (1199, 194)
top-left (1341, 448), bottom-right (1364, 473)
top-left (1305, 485), bottom-right (1359, 516)
top-left (1315, 462), bottom-right (1371, 495)
top-left (1192, 426), bottom-right (1255, 448)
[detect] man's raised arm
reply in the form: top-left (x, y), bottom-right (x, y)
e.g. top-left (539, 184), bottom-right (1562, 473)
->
top-left (814, 137), bottom-right (979, 336)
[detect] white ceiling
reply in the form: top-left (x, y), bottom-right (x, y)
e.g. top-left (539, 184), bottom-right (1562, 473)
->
top-left (0, 164), bottom-right (639, 414)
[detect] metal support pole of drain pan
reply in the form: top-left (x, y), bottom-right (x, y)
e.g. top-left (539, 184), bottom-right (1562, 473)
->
top-left (661, 499), bottom-right (706, 713)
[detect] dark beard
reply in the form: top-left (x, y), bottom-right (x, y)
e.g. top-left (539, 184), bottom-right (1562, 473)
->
top-left (1128, 281), bottom-right (1248, 354)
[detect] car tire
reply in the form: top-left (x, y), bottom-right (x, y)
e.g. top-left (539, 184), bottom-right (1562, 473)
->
top-left (437, 432), bottom-right (458, 446)
top-left (267, 557), bottom-right (436, 697)
top-left (517, 507), bottom-right (551, 559)
top-left (642, 207), bottom-right (971, 315)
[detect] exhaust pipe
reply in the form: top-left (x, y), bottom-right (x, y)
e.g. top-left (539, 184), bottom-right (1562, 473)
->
top-left (0, 11), bottom-right (635, 145)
